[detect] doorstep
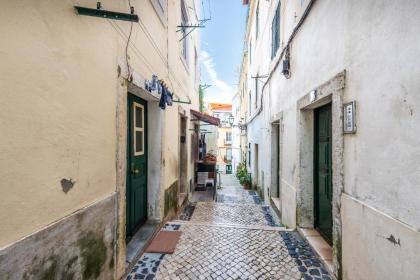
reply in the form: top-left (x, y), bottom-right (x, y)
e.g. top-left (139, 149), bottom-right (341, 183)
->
top-left (270, 197), bottom-right (281, 218)
top-left (298, 227), bottom-right (334, 275)
top-left (126, 220), bottom-right (160, 266)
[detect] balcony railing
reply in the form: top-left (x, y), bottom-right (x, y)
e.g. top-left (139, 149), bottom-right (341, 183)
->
top-left (224, 155), bottom-right (232, 162)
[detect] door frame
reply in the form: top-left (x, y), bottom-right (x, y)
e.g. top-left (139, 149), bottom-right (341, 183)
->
top-left (270, 112), bottom-right (283, 200)
top-left (314, 103), bottom-right (333, 244)
top-left (115, 76), bottom-right (165, 278)
top-left (126, 94), bottom-right (148, 238)
top-left (179, 114), bottom-right (188, 194)
top-left (296, 71), bottom-right (346, 277)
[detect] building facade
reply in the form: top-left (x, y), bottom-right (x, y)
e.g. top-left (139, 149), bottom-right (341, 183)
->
top-left (238, 0), bottom-right (420, 279)
top-left (205, 103), bottom-right (234, 174)
top-left (0, 0), bottom-right (200, 279)
top-left (231, 93), bottom-right (241, 173)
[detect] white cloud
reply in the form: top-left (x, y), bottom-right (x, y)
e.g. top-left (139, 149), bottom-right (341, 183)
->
top-left (200, 50), bottom-right (235, 103)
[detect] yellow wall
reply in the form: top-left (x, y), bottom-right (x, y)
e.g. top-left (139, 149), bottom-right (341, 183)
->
top-left (216, 126), bottom-right (232, 172)
top-left (0, 0), bottom-right (199, 248)
top-left (163, 0), bottom-right (200, 202)
top-left (237, 53), bottom-right (249, 163)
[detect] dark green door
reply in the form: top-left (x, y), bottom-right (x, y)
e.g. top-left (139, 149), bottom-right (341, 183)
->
top-left (314, 104), bottom-right (333, 244)
top-left (226, 164), bottom-right (232, 174)
top-left (126, 94), bottom-right (148, 238)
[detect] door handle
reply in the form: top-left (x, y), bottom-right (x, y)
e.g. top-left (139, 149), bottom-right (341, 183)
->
top-left (131, 168), bottom-right (139, 175)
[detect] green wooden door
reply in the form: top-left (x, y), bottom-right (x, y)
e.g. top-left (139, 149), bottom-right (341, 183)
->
top-left (226, 164), bottom-right (232, 174)
top-left (126, 94), bottom-right (148, 238)
top-left (314, 104), bottom-right (333, 244)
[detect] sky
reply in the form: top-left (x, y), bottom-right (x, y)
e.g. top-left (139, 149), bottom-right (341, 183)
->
top-left (199, 0), bottom-right (248, 104)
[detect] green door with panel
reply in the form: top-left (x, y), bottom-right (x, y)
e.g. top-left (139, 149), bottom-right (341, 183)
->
top-left (126, 94), bottom-right (148, 238)
top-left (314, 104), bottom-right (333, 244)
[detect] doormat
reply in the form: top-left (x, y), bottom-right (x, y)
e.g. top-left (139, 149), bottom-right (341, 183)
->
top-left (145, 231), bottom-right (182, 254)
top-left (194, 186), bottom-right (207, 191)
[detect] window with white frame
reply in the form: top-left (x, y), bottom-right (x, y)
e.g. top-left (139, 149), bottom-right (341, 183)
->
top-left (226, 148), bottom-right (232, 161)
top-left (271, 2), bottom-right (280, 59)
top-left (150, 0), bottom-right (167, 24)
top-left (133, 102), bottom-right (145, 156)
top-left (181, 0), bottom-right (189, 62)
top-left (255, 1), bottom-right (259, 39)
top-left (194, 47), bottom-right (199, 85)
top-left (226, 132), bottom-right (232, 142)
top-left (254, 75), bottom-right (258, 109)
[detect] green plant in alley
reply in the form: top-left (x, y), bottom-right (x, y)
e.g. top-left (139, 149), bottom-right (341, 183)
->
top-left (236, 162), bottom-right (252, 189)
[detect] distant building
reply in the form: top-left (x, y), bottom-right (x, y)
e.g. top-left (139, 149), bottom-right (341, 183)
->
top-left (231, 93), bottom-right (242, 173)
top-left (205, 103), bottom-right (234, 174)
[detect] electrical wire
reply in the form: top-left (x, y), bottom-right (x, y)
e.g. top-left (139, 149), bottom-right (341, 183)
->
top-left (126, 0), bottom-right (133, 80)
top-left (108, 0), bottom-right (194, 101)
top-left (125, 22), bottom-right (133, 80)
top-left (135, 20), bottom-right (191, 98)
top-left (69, 0), bottom-right (192, 100)
top-left (246, 0), bottom-right (317, 126)
top-left (112, 19), bottom-right (188, 104)
top-left (109, 20), bottom-right (155, 74)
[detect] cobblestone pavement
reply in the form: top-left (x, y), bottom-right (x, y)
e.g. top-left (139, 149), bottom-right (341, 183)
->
top-left (126, 174), bottom-right (332, 280)
top-left (189, 202), bottom-right (270, 227)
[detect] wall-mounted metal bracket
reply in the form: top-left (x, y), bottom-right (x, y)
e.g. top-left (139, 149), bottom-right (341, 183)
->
top-left (74, 3), bottom-right (139, 22)
top-left (177, 18), bottom-right (210, 41)
top-left (251, 74), bottom-right (269, 83)
top-left (172, 98), bottom-right (191, 104)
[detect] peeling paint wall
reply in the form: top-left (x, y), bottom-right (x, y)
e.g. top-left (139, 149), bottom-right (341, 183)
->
top-left (164, 181), bottom-right (179, 218)
top-left (0, 195), bottom-right (116, 280)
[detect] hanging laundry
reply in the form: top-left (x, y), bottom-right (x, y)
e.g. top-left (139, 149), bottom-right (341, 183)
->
top-left (159, 83), bottom-right (166, 109)
top-left (159, 82), bottom-right (174, 110)
top-left (166, 91), bottom-right (173, 106)
top-left (144, 74), bottom-right (159, 92)
top-left (150, 75), bottom-right (158, 91)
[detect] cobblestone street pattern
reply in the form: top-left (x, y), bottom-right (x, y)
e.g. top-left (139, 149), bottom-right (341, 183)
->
top-left (127, 174), bottom-right (332, 280)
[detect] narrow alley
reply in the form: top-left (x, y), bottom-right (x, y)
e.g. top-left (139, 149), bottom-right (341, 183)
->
top-left (126, 174), bottom-right (332, 280)
top-left (1, 1), bottom-right (420, 279)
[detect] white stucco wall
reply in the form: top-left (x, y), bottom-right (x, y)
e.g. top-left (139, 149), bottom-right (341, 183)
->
top-left (242, 0), bottom-right (420, 278)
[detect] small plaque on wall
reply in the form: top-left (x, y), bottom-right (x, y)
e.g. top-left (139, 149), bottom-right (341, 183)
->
top-left (343, 101), bottom-right (356, 133)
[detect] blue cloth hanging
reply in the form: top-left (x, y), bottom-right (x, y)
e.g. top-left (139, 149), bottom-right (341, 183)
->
top-left (159, 82), bottom-right (174, 109)
top-left (159, 83), bottom-right (167, 109)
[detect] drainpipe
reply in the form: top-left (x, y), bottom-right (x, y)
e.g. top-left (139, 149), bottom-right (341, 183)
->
top-left (247, 0), bottom-right (318, 126)
top-left (261, 0), bottom-right (318, 93)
